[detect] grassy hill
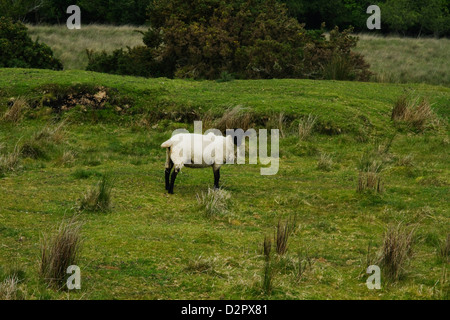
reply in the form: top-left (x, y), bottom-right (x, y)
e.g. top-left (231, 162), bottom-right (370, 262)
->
top-left (26, 25), bottom-right (450, 86)
top-left (0, 69), bottom-right (449, 299)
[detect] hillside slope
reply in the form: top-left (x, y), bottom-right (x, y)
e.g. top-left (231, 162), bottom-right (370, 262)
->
top-left (0, 69), bottom-right (449, 300)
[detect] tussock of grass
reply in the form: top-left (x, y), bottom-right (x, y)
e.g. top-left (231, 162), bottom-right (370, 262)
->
top-left (298, 114), bottom-right (317, 141)
top-left (317, 153), bottom-right (333, 171)
top-left (396, 154), bottom-right (414, 167)
top-left (2, 97), bottom-right (27, 123)
top-left (185, 256), bottom-right (221, 276)
top-left (79, 175), bottom-right (113, 212)
top-left (215, 105), bottom-right (253, 131)
top-left (274, 216), bottom-right (297, 256)
top-left (196, 188), bottom-right (231, 218)
top-left (0, 144), bottom-right (21, 176)
top-left (0, 275), bottom-right (23, 300)
top-left (56, 150), bottom-right (76, 167)
top-left (293, 251), bottom-right (313, 282)
top-left (378, 224), bottom-right (415, 282)
top-left (392, 95), bottom-right (438, 132)
top-left (21, 122), bottom-right (66, 159)
top-left (261, 235), bottom-right (274, 295)
top-left (437, 234), bottom-right (449, 263)
top-left (40, 216), bottom-right (82, 288)
top-left (357, 162), bottom-right (384, 193)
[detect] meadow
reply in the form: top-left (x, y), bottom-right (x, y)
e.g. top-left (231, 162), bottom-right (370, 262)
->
top-left (26, 24), bottom-right (450, 86)
top-left (0, 68), bottom-right (448, 299)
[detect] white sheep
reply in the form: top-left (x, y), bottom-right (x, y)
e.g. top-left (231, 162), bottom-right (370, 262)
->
top-left (161, 132), bottom-right (237, 194)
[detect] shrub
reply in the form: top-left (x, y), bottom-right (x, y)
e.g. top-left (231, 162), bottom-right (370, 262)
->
top-left (79, 175), bottom-right (113, 212)
top-left (0, 17), bottom-right (62, 70)
top-left (196, 188), bottom-right (231, 218)
top-left (40, 216), bottom-right (82, 288)
top-left (86, 1), bottom-right (371, 81)
top-left (86, 46), bottom-right (159, 77)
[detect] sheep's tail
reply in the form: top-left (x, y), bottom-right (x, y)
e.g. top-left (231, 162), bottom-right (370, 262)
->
top-left (161, 139), bottom-right (173, 148)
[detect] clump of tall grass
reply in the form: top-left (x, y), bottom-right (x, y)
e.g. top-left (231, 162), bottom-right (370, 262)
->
top-left (56, 150), bottom-right (76, 167)
top-left (2, 97), bottom-right (28, 123)
top-left (357, 162), bottom-right (384, 193)
top-left (391, 95), bottom-right (437, 132)
top-left (317, 153), bottom-right (333, 171)
top-left (0, 144), bottom-right (21, 176)
top-left (21, 122), bottom-right (66, 159)
top-left (215, 105), bottom-right (253, 131)
top-left (274, 215), bottom-right (298, 256)
top-left (196, 188), bottom-right (231, 218)
top-left (79, 175), bottom-right (113, 212)
top-left (357, 150), bottom-right (384, 193)
top-left (378, 224), bottom-right (415, 282)
top-left (262, 235), bottom-right (274, 295)
top-left (396, 154), bottom-right (414, 167)
top-left (437, 234), bottom-right (449, 263)
top-left (294, 250), bottom-right (313, 282)
top-left (298, 114), bottom-right (317, 141)
top-left (0, 275), bottom-right (23, 300)
top-left (40, 216), bottom-right (82, 288)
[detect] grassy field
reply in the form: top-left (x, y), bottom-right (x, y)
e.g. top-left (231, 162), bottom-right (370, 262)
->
top-left (0, 68), bottom-right (448, 299)
top-left (26, 25), bottom-right (450, 86)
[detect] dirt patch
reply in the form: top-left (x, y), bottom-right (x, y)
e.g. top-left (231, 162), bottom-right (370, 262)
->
top-left (31, 84), bottom-right (133, 113)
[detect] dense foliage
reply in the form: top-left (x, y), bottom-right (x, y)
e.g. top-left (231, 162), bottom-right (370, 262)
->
top-left (0, 17), bottom-right (63, 70)
top-left (87, 0), bottom-right (371, 81)
top-left (1, 0), bottom-right (449, 37)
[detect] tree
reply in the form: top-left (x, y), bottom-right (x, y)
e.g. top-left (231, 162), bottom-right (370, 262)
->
top-left (379, 0), bottom-right (419, 35)
top-left (0, 0), bottom-right (44, 21)
top-left (418, 0), bottom-right (450, 37)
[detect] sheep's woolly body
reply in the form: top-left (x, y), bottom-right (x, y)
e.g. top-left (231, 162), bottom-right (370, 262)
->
top-left (161, 133), bottom-right (235, 171)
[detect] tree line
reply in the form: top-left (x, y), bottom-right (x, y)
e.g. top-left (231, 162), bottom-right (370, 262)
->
top-left (1, 0), bottom-right (449, 37)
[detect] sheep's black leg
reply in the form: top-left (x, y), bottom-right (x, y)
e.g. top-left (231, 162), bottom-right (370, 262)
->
top-left (165, 159), bottom-right (174, 191)
top-left (213, 168), bottom-right (220, 189)
top-left (168, 168), bottom-right (179, 194)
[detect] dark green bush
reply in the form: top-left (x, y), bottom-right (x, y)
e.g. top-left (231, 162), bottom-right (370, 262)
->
top-left (86, 0), bottom-right (371, 81)
top-left (0, 17), bottom-right (63, 70)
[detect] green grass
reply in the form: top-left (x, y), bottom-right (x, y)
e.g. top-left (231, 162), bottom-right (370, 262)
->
top-left (0, 68), bottom-right (449, 299)
top-left (355, 33), bottom-right (450, 87)
top-left (26, 25), bottom-right (450, 87)
top-left (27, 24), bottom-right (146, 70)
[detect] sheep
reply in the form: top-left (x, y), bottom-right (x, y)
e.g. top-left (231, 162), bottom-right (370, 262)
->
top-left (161, 131), bottom-right (237, 194)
